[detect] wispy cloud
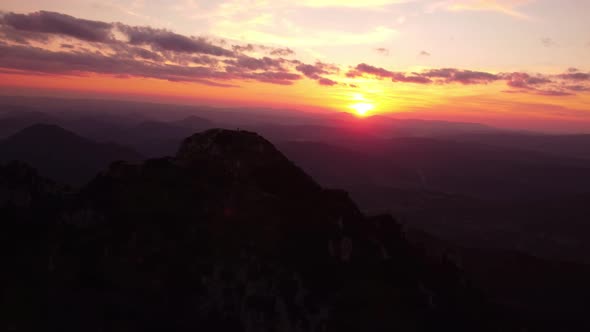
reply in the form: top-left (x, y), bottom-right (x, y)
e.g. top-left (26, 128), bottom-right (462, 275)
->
top-left (347, 64), bottom-right (499, 85)
top-left (375, 47), bottom-right (390, 55)
top-left (347, 63), bottom-right (590, 96)
top-left (541, 37), bottom-right (556, 48)
top-left (181, 0), bottom-right (401, 49)
top-left (213, 19), bottom-right (398, 47)
top-left (427, 0), bottom-right (534, 19)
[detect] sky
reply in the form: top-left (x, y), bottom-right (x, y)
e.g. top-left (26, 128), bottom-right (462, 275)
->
top-left (0, 0), bottom-right (589, 132)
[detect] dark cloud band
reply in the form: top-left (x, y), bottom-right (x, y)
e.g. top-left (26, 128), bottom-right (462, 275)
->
top-left (0, 10), bottom-right (587, 95)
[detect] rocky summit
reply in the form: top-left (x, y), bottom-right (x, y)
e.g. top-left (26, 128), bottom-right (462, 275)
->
top-left (1, 129), bottom-right (508, 332)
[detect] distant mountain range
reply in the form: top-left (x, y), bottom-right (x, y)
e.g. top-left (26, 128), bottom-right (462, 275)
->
top-left (2, 112), bottom-right (589, 264)
top-left (448, 132), bottom-right (590, 160)
top-left (0, 124), bottom-right (143, 185)
top-left (279, 137), bottom-right (590, 200)
top-left (2, 96), bottom-right (590, 330)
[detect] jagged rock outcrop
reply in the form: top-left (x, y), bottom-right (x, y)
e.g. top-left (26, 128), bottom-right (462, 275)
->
top-left (1, 129), bottom-right (508, 331)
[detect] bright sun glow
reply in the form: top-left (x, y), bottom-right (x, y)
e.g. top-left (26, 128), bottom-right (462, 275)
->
top-left (350, 102), bottom-right (374, 116)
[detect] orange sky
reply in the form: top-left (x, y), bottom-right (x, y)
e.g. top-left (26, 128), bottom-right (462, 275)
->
top-left (0, 3), bottom-right (589, 132)
top-left (2, 69), bottom-right (588, 132)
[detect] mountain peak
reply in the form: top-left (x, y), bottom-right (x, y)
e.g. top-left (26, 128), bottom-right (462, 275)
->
top-left (178, 128), bottom-right (286, 165)
top-left (13, 123), bottom-right (83, 140)
top-left (177, 128), bottom-right (321, 197)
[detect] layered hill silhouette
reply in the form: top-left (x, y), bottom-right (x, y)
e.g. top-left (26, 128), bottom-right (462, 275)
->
top-left (0, 124), bottom-right (143, 185)
top-left (0, 109), bottom-right (57, 138)
top-left (453, 132), bottom-right (590, 160)
top-left (1, 129), bottom-right (510, 332)
top-left (107, 116), bottom-right (215, 157)
top-left (278, 138), bottom-right (590, 201)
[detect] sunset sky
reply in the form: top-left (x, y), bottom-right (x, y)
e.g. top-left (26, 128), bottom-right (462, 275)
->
top-left (0, 0), bottom-right (589, 132)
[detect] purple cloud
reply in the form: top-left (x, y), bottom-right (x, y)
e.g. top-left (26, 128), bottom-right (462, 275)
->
top-left (0, 43), bottom-right (302, 86)
top-left (391, 73), bottom-right (432, 84)
top-left (423, 68), bottom-right (499, 84)
top-left (296, 63), bottom-right (328, 79)
top-left (126, 46), bottom-right (165, 62)
top-left (192, 56), bottom-right (219, 66)
top-left (117, 24), bottom-right (234, 57)
top-left (0, 11), bottom-right (302, 87)
top-left (318, 77), bottom-right (338, 86)
top-left (232, 44), bottom-right (256, 53)
top-left (503, 72), bottom-right (552, 89)
top-left (564, 85), bottom-right (590, 92)
top-left (501, 70), bottom-right (590, 96)
top-left (232, 44), bottom-right (295, 57)
top-left (243, 71), bottom-right (301, 85)
top-left (536, 89), bottom-right (573, 96)
top-left (0, 43), bottom-right (223, 80)
top-left (270, 47), bottom-right (295, 56)
top-left (1, 11), bottom-right (113, 42)
top-left (558, 72), bottom-right (590, 81)
top-left (226, 56), bottom-right (287, 71)
top-left (347, 63), bottom-right (394, 79)
top-left (294, 62), bottom-right (340, 85)
top-left (349, 65), bottom-right (498, 85)
top-left (0, 10), bottom-right (587, 95)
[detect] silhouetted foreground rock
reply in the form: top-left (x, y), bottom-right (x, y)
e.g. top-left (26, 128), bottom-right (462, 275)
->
top-left (1, 129), bottom-right (509, 331)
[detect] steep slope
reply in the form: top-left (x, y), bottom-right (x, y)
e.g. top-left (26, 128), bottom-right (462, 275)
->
top-left (0, 124), bottom-right (144, 185)
top-left (2, 129), bottom-right (510, 332)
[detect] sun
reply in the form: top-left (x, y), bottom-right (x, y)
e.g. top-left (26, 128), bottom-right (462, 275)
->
top-left (350, 102), bottom-right (374, 117)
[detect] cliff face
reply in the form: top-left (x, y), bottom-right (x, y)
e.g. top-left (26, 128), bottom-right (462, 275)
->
top-left (1, 129), bottom-right (505, 331)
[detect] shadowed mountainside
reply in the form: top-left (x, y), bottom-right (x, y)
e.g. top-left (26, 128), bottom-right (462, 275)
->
top-left (1, 129), bottom-right (510, 332)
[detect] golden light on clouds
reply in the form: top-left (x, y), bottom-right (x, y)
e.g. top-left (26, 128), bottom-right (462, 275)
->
top-left (0, 3), bottom-right (588, 132)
